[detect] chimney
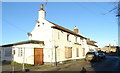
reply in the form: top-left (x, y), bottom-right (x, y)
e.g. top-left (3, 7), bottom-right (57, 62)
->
top-left (74, 26), bottom-right (79, 33)
top-left (40, 4), bottom-right (44, 10)
top-left (87, 38), bottom-right (90, 41)
top-left (38, 4), bottom-right (46, 19)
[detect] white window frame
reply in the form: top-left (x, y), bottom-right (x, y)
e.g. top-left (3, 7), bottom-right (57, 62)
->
top-left (18, 48), bottom-right (23, 57)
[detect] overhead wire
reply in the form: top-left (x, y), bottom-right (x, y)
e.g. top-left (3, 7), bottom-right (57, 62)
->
top-left (2, 0), bottom-right (48, 35)
top-left (2, 18), bottom-right (28, 33)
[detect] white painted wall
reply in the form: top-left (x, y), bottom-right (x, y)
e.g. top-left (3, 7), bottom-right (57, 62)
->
top-left (30, 19), bottom-right (53, 49)
top-left (13, 44), bottom-right (44, 64)
top-left (28, 6), bottom-right (97, 63)
top-left (38, 10), bottom-right (45, 19)
top-left (88, 44), bottom-right (98, 52)
top-left (30, 18), bottom-right (91, 63)
top-left (82, 39), bottom-right (89, 55)
top-left (29, 19), bottom-right (56, 63)
top-left (38, 4), bottom-right (46, 19)
top-left (52, 28), bottom-right (89, 62)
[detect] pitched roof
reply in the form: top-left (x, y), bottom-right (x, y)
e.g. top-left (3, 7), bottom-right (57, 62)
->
top-left (89, 40), bottom-right (97, 43)
top-left (1, 40), bottom-right (44, 47)
top-left (87, 42), bottom-right (98, 47)
top-left (47, 20), bottom-right (87, 39)
top-left (104, 46), bottom-right (119, 48)
top-left (87, 40), bottom-right (97, 47)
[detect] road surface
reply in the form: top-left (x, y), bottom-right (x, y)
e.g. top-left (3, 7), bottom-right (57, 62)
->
top-left (56, 56), bottom-right (120, 73)
top-left (2, 56), bottom-right (120, 73)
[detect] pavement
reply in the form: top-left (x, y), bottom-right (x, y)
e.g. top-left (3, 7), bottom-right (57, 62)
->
top-left (2, 59), bottom-right (86, 72)
top-left (27, 59), bottom-right (86, 71)
top-left (2, 54), bottom-right (120, 73)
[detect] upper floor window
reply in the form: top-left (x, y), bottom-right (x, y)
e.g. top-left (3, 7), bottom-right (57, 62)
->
top-left (75, 36), bottom-right (77, 43)
top-left (58, 32), bottom-right (60, 39)
top-left (67, 34), bottom-right (69, 41)
top-left (80, 38), bottom-right (82, 44)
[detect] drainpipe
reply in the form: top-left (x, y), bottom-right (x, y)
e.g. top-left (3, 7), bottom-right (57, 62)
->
top-left (55, 46), bottom-right (57, 66)
top-left (22, 47), bottom-right (25, 71)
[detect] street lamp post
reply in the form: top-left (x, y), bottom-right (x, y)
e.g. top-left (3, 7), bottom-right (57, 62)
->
top-left (54, 45), bottom-right (58, 66)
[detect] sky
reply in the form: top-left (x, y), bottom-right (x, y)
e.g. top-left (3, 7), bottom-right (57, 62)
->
top-left (2, 2), bottom-right (118, 48)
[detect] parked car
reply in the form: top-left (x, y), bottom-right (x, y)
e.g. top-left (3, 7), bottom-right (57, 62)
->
top-left (98, 52), bottom-right (106, 59)
top-left (85, 52), bottom-right (99, 62)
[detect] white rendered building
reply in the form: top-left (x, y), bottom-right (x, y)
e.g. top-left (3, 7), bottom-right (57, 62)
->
top-left (1, 4), bottom-right (98, 65)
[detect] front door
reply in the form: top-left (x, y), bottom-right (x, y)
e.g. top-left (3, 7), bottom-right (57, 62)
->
top-left (34, 48), bottom-right (43, 64)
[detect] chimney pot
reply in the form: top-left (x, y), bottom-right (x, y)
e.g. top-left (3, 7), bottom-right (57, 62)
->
top-left (40, 4), bottom-right (44, 10)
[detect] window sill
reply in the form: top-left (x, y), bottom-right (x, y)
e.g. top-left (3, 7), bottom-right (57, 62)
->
top-left (67, 40), bottom-right (71, 42)
top-left (74, 43), bottom-right (81, 45)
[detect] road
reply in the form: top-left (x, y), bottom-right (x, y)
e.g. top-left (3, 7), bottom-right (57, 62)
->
top-left (56, 56), bottom-right (120, 73)
top-left (2, 56), bottom-right (120, 73)
top-left (90, 56), bottom-right (120, 71)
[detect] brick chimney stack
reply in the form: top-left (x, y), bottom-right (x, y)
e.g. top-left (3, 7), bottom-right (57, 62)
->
top-left (74, 26), bottom-right (78, 33)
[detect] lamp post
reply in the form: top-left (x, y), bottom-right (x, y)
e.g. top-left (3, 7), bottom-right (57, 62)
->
top-left (12, 47), bottom-right (15, 73)
top-left (54, 45), bottom-right (58, 66)
top-left (114, 40), bottom-right (118, 46)
top-left (22, 47), bottom-right (25, 71)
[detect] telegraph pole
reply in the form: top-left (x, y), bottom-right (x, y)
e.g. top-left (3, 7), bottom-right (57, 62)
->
top-left (116, 1), bottom-right (120, 55)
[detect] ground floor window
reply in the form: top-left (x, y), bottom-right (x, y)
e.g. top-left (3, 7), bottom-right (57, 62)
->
top-left (76, 48), bottom-right (79, 57)
top-left (65, 47), bottom-right (72, 58)
top-left (18, 48), bottom-right (23, 57)
top-left (13, 50), bottom-right (15, 55)
top-left (82, 48), bottom-right (85, 56)
top-left (5, 48), bottom-right (12, 57)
